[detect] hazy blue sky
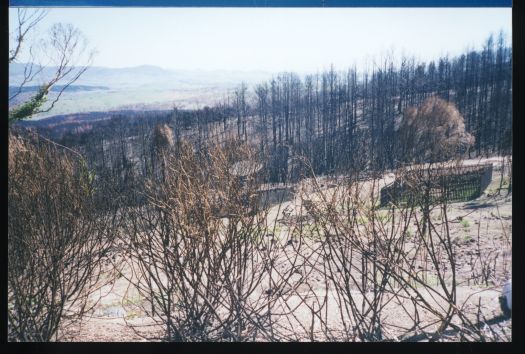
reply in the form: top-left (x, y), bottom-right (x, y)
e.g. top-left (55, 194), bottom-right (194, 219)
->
top-left (9, 7), bottom-right (512, 72)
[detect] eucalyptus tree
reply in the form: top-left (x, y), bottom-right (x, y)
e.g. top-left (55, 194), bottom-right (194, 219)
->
top-left (9, 9), bottom-right (95, 123)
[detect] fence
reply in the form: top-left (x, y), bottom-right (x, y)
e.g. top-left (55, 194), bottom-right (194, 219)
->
top-left (380, 163), bottom-right (493, 207)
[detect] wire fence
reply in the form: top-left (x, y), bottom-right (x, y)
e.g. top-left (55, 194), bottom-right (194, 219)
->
top-left (380, 163), bottom-right (493, 207)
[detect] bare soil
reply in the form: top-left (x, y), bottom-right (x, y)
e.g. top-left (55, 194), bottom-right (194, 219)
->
top-left (59, 157), bottom-right (512, 342)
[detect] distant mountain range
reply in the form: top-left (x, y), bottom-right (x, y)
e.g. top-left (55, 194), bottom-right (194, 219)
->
top-left (9, 63), bottom-right (274, 90)
top-left (9, 63), bottom-right (275, 118)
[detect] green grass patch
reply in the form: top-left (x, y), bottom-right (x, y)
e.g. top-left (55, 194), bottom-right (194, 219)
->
top-left (357, 216), bottom-right (369, 225)
top-left (375, 210), bottom-right (391, 223)
top-left (125, 311), bottom-right (140, 320)
top-left (462, 234), bottom-right (473, 243)
top-left (123, 294), bottom-right (143, 307)
top-left (298, 223), bottom-right (323, 240)
top-left (458, 217), bottom-right (470, 228)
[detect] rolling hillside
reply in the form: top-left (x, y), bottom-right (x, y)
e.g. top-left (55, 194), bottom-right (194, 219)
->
top-left (9, 63), bottom-right (274, 118)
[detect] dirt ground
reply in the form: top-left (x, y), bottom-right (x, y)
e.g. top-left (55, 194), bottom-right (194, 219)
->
top-left (60, 157), bottom-right (512, 342)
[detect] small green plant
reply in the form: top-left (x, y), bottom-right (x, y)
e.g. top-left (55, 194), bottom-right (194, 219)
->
top-left (273, 225), bottom-right (282, 235)
top-left (463, 234), bottom-right (473, 243)
top-left (125, 311), bottom-right (139, 320)
top-left (422, 273), bottom-right (440, 287)
top-left (376, 211), bottom-right (391, 223)
top-left (123, 294), bottom-right (143, 307)
top-left (357, 216), bottom-right (369, 225)
top-left (253, 225), bottom-right (282, 241)
top-left (460, 218), bottom-right (470, 228)
top-left (300, 223), bottom-right (322, 240)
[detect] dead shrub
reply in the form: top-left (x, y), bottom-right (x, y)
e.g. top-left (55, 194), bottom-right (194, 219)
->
top-left (123, 140), bottom-right (305, 341)
top-left (8, 134), bottom-right (120, 341)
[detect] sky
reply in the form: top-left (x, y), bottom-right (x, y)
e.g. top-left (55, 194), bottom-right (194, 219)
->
top-left (9, 7), bottom-right (512, 73)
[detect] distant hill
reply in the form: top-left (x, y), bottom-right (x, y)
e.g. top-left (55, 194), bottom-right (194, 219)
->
top-left (9, 63), bottom-right (274, 118)
top-left (9, 63), bottom-right (273, 90)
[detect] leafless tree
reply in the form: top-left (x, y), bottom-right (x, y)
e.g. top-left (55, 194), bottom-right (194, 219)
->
top-left (9, 8), bottom-right (47, 64)
top-left (9, 9), bottom-right (95, 123)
